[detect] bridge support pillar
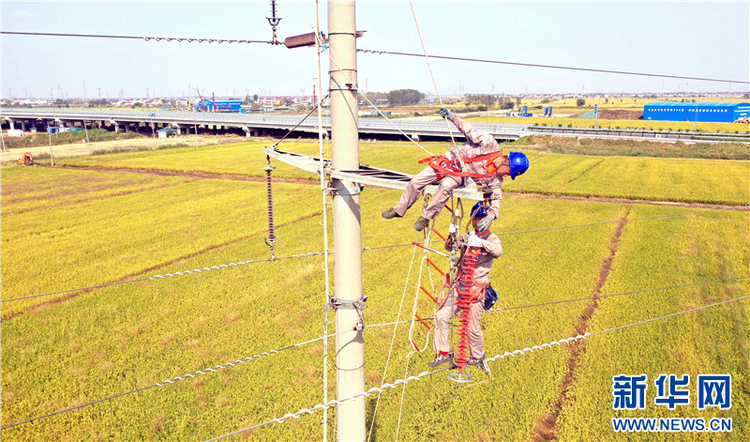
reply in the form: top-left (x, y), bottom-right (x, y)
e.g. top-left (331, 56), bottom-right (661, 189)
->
top-left (411, 133), bottom-right (420, 141)
top-left (6, 118), bottom-right (13, 130)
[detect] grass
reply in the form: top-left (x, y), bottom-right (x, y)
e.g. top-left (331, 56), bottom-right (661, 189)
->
top-left (556, 205), bottom-right (750, 441)
top-left (2, 129), bottom-right (146, 149)
top-left (54, 139), bottom-right (750, 206)
top-left (1, 140), bottom-right (748, 440)
top-left (0, 166), bottom-right (323, 318)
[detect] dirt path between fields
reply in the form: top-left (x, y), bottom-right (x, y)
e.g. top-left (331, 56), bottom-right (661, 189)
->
top-left (4, 211), bottom-right (322, 321)
top-left (45, 164), bottom-right (749, 211)
top-left (47, 164), bottom-right (318, 185)
top-left (566, 158), bottom-right (605, 184)
top-left (0, 136), bottom-right (225, 163)
top-left (531, 206), bottom-right (631, 441)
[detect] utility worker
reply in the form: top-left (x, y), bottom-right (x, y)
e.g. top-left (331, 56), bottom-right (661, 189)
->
top-left (428, 202), bottom-right (502, 375)
top-left (382, 107), bottom-right (529, 231)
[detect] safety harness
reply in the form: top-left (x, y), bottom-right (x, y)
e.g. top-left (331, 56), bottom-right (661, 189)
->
top-left (419, 151), bottom-right (505, 180)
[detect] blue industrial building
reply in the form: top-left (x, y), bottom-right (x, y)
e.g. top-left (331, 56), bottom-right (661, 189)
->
top-left (644, 102), bottom-right (750, 123)
top-left (196, 100), bottom-right (243, 112)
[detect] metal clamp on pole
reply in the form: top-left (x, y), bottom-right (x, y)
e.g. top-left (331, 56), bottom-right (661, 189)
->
top-left (329, 296), bottom-right (367, 331)
top-left (326, 184), bottom-right (364, 196)
top-left (328, 295), bottom-right (368, 311)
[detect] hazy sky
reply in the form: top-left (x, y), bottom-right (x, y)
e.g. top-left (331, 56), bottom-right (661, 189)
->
top-left (2, 1), bottom-right (748, 99)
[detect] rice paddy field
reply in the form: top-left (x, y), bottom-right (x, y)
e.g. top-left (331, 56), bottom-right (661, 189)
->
top-left (1, 136), bottom-right (748, 441)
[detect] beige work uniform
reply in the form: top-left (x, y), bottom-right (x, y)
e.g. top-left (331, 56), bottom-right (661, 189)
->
top-left (393, 114), bottom-right (504, 220)
top-left (433, 230), bottom-right (503, 359)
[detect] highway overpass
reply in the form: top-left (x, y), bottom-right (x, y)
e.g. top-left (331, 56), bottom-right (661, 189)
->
top-left (0, 108), bottom-right (524, 142)
top-left (2, 108), bottom-right (747, 144)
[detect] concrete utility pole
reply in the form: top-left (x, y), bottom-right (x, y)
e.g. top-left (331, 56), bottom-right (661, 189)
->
top-left (328, 1), bottom-right (365, 440)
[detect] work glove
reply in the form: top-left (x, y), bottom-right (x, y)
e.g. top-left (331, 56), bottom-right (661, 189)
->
top-left (448, 223), bottom-right (458, 234)
top-left (467, 232), bottom-right (484, 248)
top-left (477, 214), bottom-right (495, 232)
top-left (438, 107), bottom-right (455, 120)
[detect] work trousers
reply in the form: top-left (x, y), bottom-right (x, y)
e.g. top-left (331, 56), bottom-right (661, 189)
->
top-left (393, 166), bottom-right (464, 220)
top-left (433, 289), bottom-right (485, 359)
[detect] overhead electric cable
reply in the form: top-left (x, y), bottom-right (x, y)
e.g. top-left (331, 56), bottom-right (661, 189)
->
top-left (3, 278), bottom-right (744, 431)
top-left (1, 31), bottom-right (273, 44)
top-left (270, 94), bottom-right (330, 147)
top-left (407, 0), bottom-right (460, 156)
top-left (361, 275), bottom-right (749, 331)
top-left (4, 208), bottom-right (723, 303)
top-left (488, 275), bottom-right (750, 313)
top-left (0, 327), bottom-right (357, 430)
top-left (324, 48), bottom-right (434, 156)
top-left (1, 252), bottom-right (328, 303)
top-left (313, 2), bottom-right (331, 440)
top-left (5, 31), bottom-right (745, 83)
top-left (495, 209), bottom-right (721, 237)
top-left (358, 48), bottom-right (750, 85)
top-left (203, 293), bottom-right (749, 441)
top-left (367, 241), bottom-right (419, 442)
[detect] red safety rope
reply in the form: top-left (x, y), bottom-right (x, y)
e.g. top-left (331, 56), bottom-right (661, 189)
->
top-left (418, 151), bottom-right (504, 179)
top-left (453, 245), bottom-right (489, 374)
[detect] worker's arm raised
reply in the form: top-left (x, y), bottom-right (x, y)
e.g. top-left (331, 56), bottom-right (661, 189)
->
top-left (484, 234), bottom-right (503, 258)
top-left (449, 114), bottom-right (500, 151)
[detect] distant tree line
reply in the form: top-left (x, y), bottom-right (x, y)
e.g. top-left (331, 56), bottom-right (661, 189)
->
top-left (386, 89), bottom-right (425, 106)
top-left (464, 94), bottom-right (515, 109)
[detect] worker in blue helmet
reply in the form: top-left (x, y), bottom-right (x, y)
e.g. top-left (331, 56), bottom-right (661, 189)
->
top-left (383, 107), bottom-right (529, 232)
top-left (430, 201), bottom-right (503, 375)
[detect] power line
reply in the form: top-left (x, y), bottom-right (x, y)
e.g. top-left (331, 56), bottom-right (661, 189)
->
top-left (204, 366), bottom-right (452, 441)
top-left (496, 209), bottom-right (722, 236)
top-left (3, 276), bottom-right (744, 431)
top-left (1, 31), bottom-right (272, 45)
top-left (5, 31), bottom-right (745, 84)
top-left (364, 275), bottom-right (749, 328)
top-left (3, 209), bottom-right (723, 303)
top-left (204, 293), bottom-right (750, 441)
top-left (489, 275), bottom-right (750, 312)
top-left (0, 253), bottom-right (326, 303)
top-left (358, 48), bottom-right (750, 85)
top-left (0, 327), bottom-right (355, 430)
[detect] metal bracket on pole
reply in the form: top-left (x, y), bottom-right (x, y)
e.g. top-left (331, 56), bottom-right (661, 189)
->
top-left (329, 296), bottom-right (367, 331)
top-left (326, 184), bottom-right (364, 196)
top-left (328, 295), bottom-right (367, 311)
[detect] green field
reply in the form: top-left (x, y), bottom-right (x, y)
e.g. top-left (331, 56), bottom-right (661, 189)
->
top-left (53, 139), bottom-right (750, 205)
top-left (1, 139), bottom-right (748, 441)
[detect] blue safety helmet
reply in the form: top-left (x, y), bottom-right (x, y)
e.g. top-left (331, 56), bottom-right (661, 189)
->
top-left (471, 201), bottom-right (490, 218)
top-left (509, 151), bottom-right (530, 180)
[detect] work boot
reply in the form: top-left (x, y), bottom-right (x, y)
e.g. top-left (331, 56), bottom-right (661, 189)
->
top-left (468, 356), bottom-right (491, 376)
top-left (413, 216), bottom-right (431, 232)
top-left (428, 352), bottom-right (454, 368)
top-left (381, 207), bottom-right (402, 219)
